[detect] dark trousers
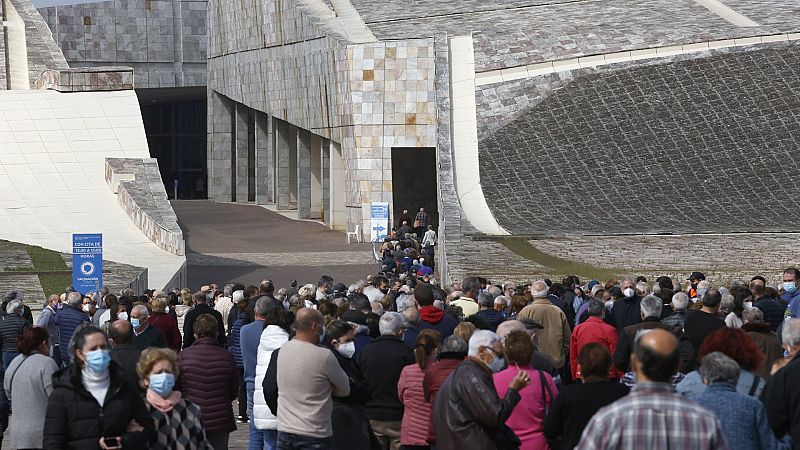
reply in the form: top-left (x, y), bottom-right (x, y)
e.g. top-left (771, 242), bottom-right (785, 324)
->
top-left (237, 367), bottom-right (247, 418)
top-left (277, 432), bottom-right (332, 450)
top-left (0, 350), bottom-right (19, 446)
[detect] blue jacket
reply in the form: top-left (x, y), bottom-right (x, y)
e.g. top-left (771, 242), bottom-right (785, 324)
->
top-left (692, 382), bottom-right (791, 450)
top-left (227, 312), bottom-right (245, 368)
top-left (54, 305), bottom-right (89, 363)
top-left (780, 290), bottom-right (800, 319)
top-left (239, 319), bottom-right (263, 388)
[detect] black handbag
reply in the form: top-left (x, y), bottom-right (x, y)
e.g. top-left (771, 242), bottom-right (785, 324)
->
top-left (490, 423), bottom-right (522, 450)
top-left (540, 370), bottom-right (561, 449)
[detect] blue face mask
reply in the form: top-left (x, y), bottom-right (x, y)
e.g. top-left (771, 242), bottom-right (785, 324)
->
top-left (85, 349), bottom-right (110, 373)
top-left (149, 372), bottom-right (176, 397)
top-left (130, 318), bottom-right (141, 328)
top-left (785, 282), bottom-right (797, 294)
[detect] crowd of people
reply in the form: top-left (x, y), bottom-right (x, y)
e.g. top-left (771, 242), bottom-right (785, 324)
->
top-left (1, 238), bottom-right (800, 449)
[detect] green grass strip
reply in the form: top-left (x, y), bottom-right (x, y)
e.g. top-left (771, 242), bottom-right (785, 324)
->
top-left (495, 237), bottom-right (621, 281)
top-left (27, 245), bottom-right (68, 271)
top-left (38, 273), bottom-right (72, 297)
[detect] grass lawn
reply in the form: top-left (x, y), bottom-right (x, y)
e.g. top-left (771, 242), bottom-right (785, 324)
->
top-left (496, 237), bottom-right (621, 281)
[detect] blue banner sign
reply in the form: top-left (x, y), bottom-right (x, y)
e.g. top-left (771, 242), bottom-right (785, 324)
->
top-left (72, 233), bottom-right (103, 294)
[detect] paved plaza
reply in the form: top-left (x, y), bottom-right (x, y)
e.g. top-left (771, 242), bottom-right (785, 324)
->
top-left (173, 201), bottom-right (378, 289)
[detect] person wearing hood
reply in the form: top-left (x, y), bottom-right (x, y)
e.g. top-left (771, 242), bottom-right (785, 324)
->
top-left (137, 348), bottom-right (210, 449)
top-left (416, 284), bottom-right (458, 339)
top-left (43, 325), bottom-right (154, 449)
top-left (609, 278), bottom-right (643, 331)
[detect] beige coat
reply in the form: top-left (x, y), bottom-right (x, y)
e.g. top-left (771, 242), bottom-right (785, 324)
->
top-left (516, 298), bottom-right (571, 369)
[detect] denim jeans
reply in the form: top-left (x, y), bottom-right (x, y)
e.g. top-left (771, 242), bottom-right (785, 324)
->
top-left (247, 386), bottom-right (278, 450)
top-left (276, 432), bottom-right (332, 450)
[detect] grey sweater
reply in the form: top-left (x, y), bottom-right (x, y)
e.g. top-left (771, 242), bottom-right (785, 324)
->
top-left (4, 352), bottom-right (58, 449)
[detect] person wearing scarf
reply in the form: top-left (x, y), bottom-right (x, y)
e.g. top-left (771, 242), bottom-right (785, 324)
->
top-left (137, 348), bottom-right (211, 450)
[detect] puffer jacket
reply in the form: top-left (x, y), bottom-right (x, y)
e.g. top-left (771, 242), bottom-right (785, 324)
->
top-left (177, 337), bottom-right (238, 434)
top-left (227, 311), bottom-right (245, 368)
top-left (147, 312), bottom-right (181, 351)
top-left (434, 358), bottom-right (521, 450)
top-left (398, 360), bottom-right (435, 445)
top-left (253, 325), bottom-right (289, 430)
top-left (54, 305), bottom-right (89, 363)
top-left (43, 361), bottom-right (154, 449)
top-left (0, 312), bottom-right (28, 352)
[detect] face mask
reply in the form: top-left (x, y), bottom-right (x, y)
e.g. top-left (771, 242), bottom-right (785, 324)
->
top-left (605, 300), bottom-right (614, 310)
top-left (149, 372), bottom-right (176, 397)
top-left (697, 289), bottom-right (707, 299)
top-left (744, 301), bottom-right (753, 308)
top-left (131, 318), bottom-right (141, 328)
top-left (82, 304), bottom-right (91, 312)
top-left (118, 311), bottom-right (128, 321)
top-left (488, 354), bottom-right (506, 373)
top-left (85, 349), bottom-right (111, 373)
top-left (335, 341), bottom-right (356, 359)
top-left (784, 282), bottom-right (797, 294)
top-left (623, 288), bottom-right (635, 298)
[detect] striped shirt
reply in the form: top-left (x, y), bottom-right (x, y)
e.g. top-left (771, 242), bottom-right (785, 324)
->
top-left (578, 382), bottom-right (727, 450)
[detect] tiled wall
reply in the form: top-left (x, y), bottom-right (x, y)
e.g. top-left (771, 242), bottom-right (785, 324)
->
top-left (38, 0), bottom-right (207, 88)
top-left (207, 0), bottom-right (437, 237)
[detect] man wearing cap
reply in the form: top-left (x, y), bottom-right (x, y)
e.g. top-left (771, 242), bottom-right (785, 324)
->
top-left (687, 272), bottom-right (705, 300)
top-left (517, 280), bottom-right (571, 370)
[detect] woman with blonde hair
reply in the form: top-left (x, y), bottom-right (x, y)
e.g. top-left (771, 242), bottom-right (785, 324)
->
top-left (137, 347), bottom-right (210, 449)
top-left (148, 296), bottom-right (181, 351)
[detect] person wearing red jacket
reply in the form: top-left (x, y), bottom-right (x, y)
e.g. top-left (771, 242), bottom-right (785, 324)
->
top-left (570, 298), bottom-right (620, 380)
top-left (147, 296), bottom-right (182, 351)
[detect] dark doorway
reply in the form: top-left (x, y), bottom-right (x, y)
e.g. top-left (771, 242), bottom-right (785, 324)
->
top-left (138, 87), bottom-right (207, 200)
top-left (391, 147), bottom-right (438, 230)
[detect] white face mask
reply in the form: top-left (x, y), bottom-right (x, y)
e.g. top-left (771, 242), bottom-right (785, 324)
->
top-left (335, 341), bottom-right (356, 359)
top-left (82, 304), bottom-right (91, 312)
top-left (744, 301), bottom-right (753, 308)
top-left (623, 288), bottom-right (635, 298)
top-left (118, 311), bottom-right (129, 321)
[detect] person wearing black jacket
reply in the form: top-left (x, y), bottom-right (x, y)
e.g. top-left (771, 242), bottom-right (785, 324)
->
top-left (609, 280), bottom-right (642, 331)
top-left (357, 312), bottom-right (415, 450)
top-left (44, 325), bottom-right (154, 449)
top-left (325, 320), bottom-right (374, 450)
top-left (183, 292), bottom-right (225, 349)
top-left (544, 343), bottom-right (629, 449)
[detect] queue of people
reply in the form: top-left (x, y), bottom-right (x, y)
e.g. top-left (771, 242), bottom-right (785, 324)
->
top-left (0, 263), bottom-right (799, 449)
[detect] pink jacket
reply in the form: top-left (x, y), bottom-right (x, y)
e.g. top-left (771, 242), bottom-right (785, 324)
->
top-left (397, 361), bottom-right (434, 445)
top-left (494, 366), bottom-right (556, 450)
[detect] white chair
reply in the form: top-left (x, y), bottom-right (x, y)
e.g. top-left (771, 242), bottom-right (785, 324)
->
top-left (346, 224), bottom-right (361, 243)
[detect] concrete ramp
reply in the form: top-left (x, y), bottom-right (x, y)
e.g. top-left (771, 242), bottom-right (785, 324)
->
top-left (0, 88), bottom-right (186, 289)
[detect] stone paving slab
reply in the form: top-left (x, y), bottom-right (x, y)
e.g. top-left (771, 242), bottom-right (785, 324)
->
top-left (188, 251), bottom-right (375, 267)
top-left (0, 274), bottom-right (46, 309)
top-left (0, 249), bottom-right (33, 272)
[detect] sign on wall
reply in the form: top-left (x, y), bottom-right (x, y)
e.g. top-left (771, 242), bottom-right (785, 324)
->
top-left (370, 202), bottom-right (389, 242)
top-left (72, 233), bottom-right (103, 294)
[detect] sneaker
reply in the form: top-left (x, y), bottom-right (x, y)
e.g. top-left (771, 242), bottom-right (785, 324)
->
top-left (236, 415), bottom-right (249, 424)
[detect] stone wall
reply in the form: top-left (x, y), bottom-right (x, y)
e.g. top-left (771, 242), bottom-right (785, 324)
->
top-left (105, 158), bottom-right (186, 256)
top-left (38, 0), bottom-right (207, 88)
top-left (478, 42), bottom-right (800, 235)
top-left (33, 66), bottom-right (133, 91)
top-left (207, 0), bottom-right (436, 237)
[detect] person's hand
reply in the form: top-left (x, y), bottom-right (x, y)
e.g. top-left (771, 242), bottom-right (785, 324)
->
top-left (127, 419), bottom-right (144, 432)
top-left (99, 436), bottom-right (121, 450)
top-left (509, 369), bottom-right (531, 391)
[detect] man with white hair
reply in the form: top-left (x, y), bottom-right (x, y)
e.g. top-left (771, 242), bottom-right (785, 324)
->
top-left (54, 291), bottom-right (89, 364)
top-left (358, 312), bottom-right (415, 450)
top-left (613, 295), bottom-right (669, 374)
top-left (435, 330), bottom-right (531, 450)
top-left (517, 280), bottom-right (571, 370)
top-left (662, 292), bottom-right (690, 329)
top-left (610, 278), bottom-right (643, 331)
top-left (130, 304), bottom-right (165, 351)
top-left (764, 319), bottom-right (800, 445)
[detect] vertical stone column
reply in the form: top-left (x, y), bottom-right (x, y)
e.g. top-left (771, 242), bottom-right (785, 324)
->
top-left (288, 125), bottom-right (298, 208)
top-left (310, 135), bottom-right (323, 220)
top-left (275, 118), bottom-right (291, 210)
top-left (322, 139), bottom-right (331, 225)
top-left (255, 111), bottom-right (271, 205)
top-left (234, 103), bottom-right (250, 202)
top-left (297, 129), bottom-right (312, 219)
top-left (207, 90), bottom-right (234, 202)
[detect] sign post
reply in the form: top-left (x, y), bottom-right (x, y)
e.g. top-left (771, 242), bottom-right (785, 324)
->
top-left (370, 202), bottom-right (389, 242)
top-left (72, 233), bottom-right (103, 295)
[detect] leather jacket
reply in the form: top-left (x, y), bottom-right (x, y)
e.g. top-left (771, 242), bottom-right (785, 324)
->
top-left (434, 358), bottom-right (521, 450)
